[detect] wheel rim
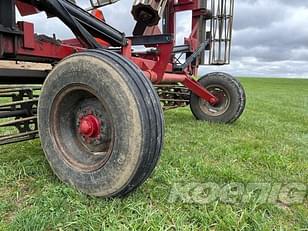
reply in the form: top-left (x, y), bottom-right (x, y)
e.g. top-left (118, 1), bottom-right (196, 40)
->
top-left (50, 84), bottom-right (114, 173)
top-left (198, 84), bottom-right (231, 117)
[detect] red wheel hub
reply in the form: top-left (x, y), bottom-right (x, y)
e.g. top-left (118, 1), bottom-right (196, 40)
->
top-left (79, 115), bottom-right (101, 138)
top-left (209, 97), bottom-right (218, 106)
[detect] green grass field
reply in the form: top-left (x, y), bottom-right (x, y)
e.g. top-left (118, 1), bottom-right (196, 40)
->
top-left (0, 78), bottom-right (307, 230)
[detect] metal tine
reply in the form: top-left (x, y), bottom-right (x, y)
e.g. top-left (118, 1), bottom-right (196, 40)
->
top-left (0, 94), bottom-right (15, 97)
top-left (154, 84), bottom-right (186, 88)
top-left (160, 99), bottom-right (189, 102)
top-left (0, 85), bottom-right (41, 88)
top-left (0, 116), bottom-right (37, 127)
top-left (159, 90), bottom-right (190, 95)
top-left (0, 86), bottom-right (40, 97)
top-left (0, 87), bottom-right (41, 94)
top-left (0, 99), bottom-right (38, 108)
top-left (0, 130), bottom-right (39, 145)
top-left (0, 110), bottom-right (29, 119)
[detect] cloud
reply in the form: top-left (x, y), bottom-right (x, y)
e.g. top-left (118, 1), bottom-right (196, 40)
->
top-left (16, 0), bottom-right (308, 78)
top-left (204, 0), bottom-right (308, 77)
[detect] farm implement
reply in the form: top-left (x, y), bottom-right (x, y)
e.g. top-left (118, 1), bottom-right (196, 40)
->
top-left (0, 0), bottom-right (245, 197)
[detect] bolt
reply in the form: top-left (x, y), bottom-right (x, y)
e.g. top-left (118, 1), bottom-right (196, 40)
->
top-left (93, 139), bottom-right (100, 145)
top-left (96, 134), bottom-right (102, 141)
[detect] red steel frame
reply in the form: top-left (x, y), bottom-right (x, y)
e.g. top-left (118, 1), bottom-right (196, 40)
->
top-left (0, 0), bottom-right (219, 105)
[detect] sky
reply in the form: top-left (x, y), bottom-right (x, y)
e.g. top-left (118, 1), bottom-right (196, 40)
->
top-left (18, 0), bottom-right (308, 78)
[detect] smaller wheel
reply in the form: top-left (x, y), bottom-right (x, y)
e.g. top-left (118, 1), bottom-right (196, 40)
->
top-left (190, 72), bottom-right (246, 124)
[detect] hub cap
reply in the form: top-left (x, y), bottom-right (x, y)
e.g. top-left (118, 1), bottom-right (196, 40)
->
top-left (199, 85), bottom-right (230, 117)
top-left (50, 84), bottom-right (114, 172)
top-left (79, 114), bottom-right (101, 138)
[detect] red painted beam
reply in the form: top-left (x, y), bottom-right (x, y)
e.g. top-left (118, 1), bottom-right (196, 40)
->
top-left (16, 1), bottom-right (40, 16)
top-left (182, 76), bottom-right (218, 105)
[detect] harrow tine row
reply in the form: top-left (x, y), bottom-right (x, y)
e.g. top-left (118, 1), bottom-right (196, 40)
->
top-left (160, 98), bottom-right (190, 102)
top-left (155, 84), bottom-right (191, 110)
top-left (157, 91), bottom-right (190, 96)
top-left (0, 84), bottom-right (192, 146)
top-left (0, 85), bottom-right (40, 145)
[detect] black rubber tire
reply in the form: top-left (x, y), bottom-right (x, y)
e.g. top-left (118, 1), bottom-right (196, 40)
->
top-left (190, 72), bottom-right (246, 124)
top-left (38, 49), bottom-right (164, 197)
